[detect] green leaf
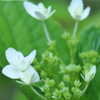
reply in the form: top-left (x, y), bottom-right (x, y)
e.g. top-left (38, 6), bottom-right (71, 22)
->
top-left (79, 26), bottom-right (100, 52)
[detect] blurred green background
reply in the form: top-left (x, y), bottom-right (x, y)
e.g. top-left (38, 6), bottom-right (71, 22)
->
top-left (0, 0), bottom-right (100, 100)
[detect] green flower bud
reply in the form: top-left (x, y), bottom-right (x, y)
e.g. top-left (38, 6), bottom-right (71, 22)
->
top-left (62, 32), bottom-right (70, 40)
top-left (43, 84), bottom-right (50, 92)
top-left (68, 39), bottom-right (79, 48)
top-left (80, 50), bottom-right (98, 64)
top-left (46, 79), bottom-right (56, 87)
top-left (60, 64), bottom-right (66, 74)
top-left (48, 40), bottom-right (56, 51)
top-left (74, 80), bottom-right (81, 87)
top-left (63, 75), bottom-right (70, 82)
top-left (71, 87), bottom-right (82, 97)
top-left (62, 87), bottom-right (72, 100)
top-left (42, 51), bottom-right (59, 65)
top-left (45, 92), bottom-right (51, 97)
top-left (65, 64), bottom-right (81, 73)
top-left (41, 71), bottom-right (47, 78)
top-left (59, 82), bottom-right (65, 89)
top-left (53, 89), bottom-right (61, 99)
top-left (35, 64), bottom-right (41, 71)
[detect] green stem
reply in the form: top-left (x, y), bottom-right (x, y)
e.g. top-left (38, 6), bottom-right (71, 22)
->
top-left (81, 83), bottom-right (89, 96)
top-left (73, 21), bottom-right (79, 39)
top-left (70, 47), bottom-right (74, 63)
top-left (42, 21), bottom-right (52, 43)
top-left (30, 86), bottom-right (46, 100)
top-left (70, 21), bottom-right (79, 63)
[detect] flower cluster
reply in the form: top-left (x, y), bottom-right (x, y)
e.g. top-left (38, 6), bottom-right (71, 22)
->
top-left (1, 0), bottom-right (98, 100)
top-left (35, 50), bottom-right (96, 100)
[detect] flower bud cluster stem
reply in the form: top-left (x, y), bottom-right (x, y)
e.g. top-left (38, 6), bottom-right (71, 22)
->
top-left (42, 21), bottom-right (52, 44)
top-left (70, 21), bottom-right (79, 64)
top-left (72, 21), bottom-right (79, 39)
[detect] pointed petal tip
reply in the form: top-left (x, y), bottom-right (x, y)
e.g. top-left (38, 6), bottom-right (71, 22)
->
top-left (24, 1), bottom-right (29, 7)
top-left (53, 9), bottom-right (56, 13)
top-left (24, 1), bottom-right (30, 5)
top-left (24, 1), bottom-right (32, 9)
top-left (31, 49), bottom-right (37, 57)
top-left (33, 49), bottom-right (37, 53)
top-left (92, 65), bottom-right (96, 72)
top-left (80, 6), bottom-right (91, 21)
top-left (47, 9), bottom-right (56, 19)
top-left (6, 47), bottom-right (15, 56)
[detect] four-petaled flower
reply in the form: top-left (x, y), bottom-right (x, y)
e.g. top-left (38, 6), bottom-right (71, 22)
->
top-left (2, 48), bottom-right (40, 85)
top-left (68, 0), bottom-right (91, 21)
top-left (24, 1), bottom-right (56, 21)
top-left (81, 65), bottom-right (96, 83)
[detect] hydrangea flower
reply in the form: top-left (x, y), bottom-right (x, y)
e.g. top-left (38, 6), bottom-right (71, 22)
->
top-left (81, 65), bottom-right (96, 83)
top-left (68, 0), bottom-right (91, 21)
top-left (2, 48), bottom-right (40, 85)
top-left (24, 1), bottom-right (56, 20)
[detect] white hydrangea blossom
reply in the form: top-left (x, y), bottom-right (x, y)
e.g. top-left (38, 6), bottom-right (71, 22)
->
top-left (2, 48), bottom-right (40, 85)
top-left (68, 0), bottom-right (91, 21)
top-left (24, 1), bottom-right (56, 20)
top-left (81, 65), bottom-right (96, 83)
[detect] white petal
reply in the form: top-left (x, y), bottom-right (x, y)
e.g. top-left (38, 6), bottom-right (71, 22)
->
top-left (2, 65), bottom-right (20, 79)
top-left (17, 50), bottom-right (36, 72)
top-left (69, 0), bottom-right (83, 12)
top-left (25, 50), bottom-right (36, 65)
top-left (31, 68), bottom-right (40, 83)
top-left (47, 6), bottom-right (52, 14)
top-left (37, 4), bottom-right (55, 20)
top-left (68, 0), bottom-right (83, 19)
top-left (6, 48), bottom-right (24, 66)
top-left (80, 7), bottom-right (91, 20)
top-left (89, 65), bottom-right (96, 77)
top-left (24, 1), bottom-right (42, 20)
top-left (38, 3), bottom-right (48, 14)
top-left (20, 66), bottom-right (40, 84)
top-left (38, 2), bottom-right (45, 9)
top-left (82, 65), bottom-right (96, 82)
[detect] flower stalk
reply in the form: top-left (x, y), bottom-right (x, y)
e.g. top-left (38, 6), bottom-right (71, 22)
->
top-left (73, 21), bottom-right (79, 39)
top-left (30, 86), bottom-right (46, 100)
top-left (42, 21), bottom-right (52, 44)
top-left (81, 83), bottom-right (89, 96)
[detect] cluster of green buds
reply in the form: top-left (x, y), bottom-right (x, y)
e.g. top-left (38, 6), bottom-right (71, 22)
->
top-left (33, 42), bottom-right (96, 100)
top-left (80, 50), bottom-right (99, 64)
